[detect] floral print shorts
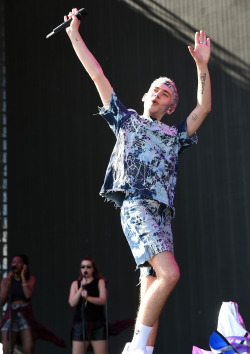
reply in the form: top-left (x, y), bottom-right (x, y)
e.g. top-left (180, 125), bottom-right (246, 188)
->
top-left (120, 194), bottom-right (173, 275)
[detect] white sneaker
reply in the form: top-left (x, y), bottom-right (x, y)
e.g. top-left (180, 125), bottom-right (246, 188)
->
top-left (121, 342), bottom-right (147, 354)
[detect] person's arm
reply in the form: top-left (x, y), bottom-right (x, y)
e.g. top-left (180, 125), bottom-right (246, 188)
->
top-left (186, 30), bottom-right (211, 137)
top-left (21, 265), bottom-right (35, 299)
top-left (86, 279), bottom-right (106, 306)
top-left (0, 274), bottom-right (12, 306)
top-left (68, 280), bottom-right (84, 307)
top-left (65, 8), bottom-right (113, 109)
top-left (21, 276), bottom-right (36, 300)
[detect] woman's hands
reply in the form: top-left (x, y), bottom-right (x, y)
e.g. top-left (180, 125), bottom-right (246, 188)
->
top-left (81, 278), bottom-right (88, 299)
top-left (21, 264), bottom-right (27, 280)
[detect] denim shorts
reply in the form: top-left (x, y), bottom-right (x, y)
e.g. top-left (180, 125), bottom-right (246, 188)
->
top-left (1, 304), bottom-right (29, 332)
top-left (120, 194), bottom-right (173, 274)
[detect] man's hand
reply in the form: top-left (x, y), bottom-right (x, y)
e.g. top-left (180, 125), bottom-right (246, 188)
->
top-left (63, 8), bottom-right (113, 109)
top-left (188, 30), bottom-right (211, 66)
top-left (186, 30), bottom-right (211, 137)
top-left (64, 8), bottom-right (81, 37)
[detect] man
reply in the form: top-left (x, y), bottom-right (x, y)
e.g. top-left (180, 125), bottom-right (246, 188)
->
top-left (64, 8), bottom-right (211, 354)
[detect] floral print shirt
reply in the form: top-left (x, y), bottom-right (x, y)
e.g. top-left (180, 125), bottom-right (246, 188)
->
top-left (99, 91), bottom-right (197, 215)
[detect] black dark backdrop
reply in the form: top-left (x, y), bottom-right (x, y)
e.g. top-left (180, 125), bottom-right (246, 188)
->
top-left (4, 0), bottom-right (250, 353)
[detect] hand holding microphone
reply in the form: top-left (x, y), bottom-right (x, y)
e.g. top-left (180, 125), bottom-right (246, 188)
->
top-left (82, 289), bottom-right (88, 300)
top-left (46, 8), bottom-right (88, 38)
top-left (81, 271), bottom-right (88, 289)
top-left (81, 277), bottom-right (88, 299)
top-left (9, 265), bottom-right (16, 275)
top-left (7, 266), bottom-right (16, 284)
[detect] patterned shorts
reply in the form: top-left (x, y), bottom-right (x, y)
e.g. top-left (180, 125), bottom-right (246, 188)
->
top-left (1, 304), bottom-right (29, 332)
top-left (120, 194), bottom-right (173, 275)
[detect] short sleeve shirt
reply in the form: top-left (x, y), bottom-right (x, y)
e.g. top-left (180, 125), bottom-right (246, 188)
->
top-left (99, 91), bottom-right (197, 215)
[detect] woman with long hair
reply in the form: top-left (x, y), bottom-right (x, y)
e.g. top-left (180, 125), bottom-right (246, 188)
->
top-left (69, 255), bottom-right (107, 354)
top-left (0, 254), bottom-right (65, 354)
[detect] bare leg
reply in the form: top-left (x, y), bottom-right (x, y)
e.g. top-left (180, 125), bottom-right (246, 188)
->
top-left (72, 341), bottom-right (83, 354)
top-left (2, 330), bottom-right (18, 354)
top-left (140, 275), bottom-right (158, 347)
top-left (72, 339), bottom-right (90, 353)
top-left (19, 328), bottom-right (35, 354)
top-left (91, 339), bottom-right (107, 354)
top-left (136, 251), bottom-right (180, 327)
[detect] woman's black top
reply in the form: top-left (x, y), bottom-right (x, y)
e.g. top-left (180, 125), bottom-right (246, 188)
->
top-left (73, 278), bottom-right (105, 324)
top-left (10, 278), bottom-right (27, 302)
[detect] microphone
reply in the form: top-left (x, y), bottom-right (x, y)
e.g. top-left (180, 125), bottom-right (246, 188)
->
top-left (82, 271), bottom-right (88, 289)
top-left (46, 8), bottom-right (88, 39)
top-left (10, 265), bottom-right (16, 271)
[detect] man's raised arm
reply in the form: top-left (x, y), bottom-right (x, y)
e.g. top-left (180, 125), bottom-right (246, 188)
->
top-left (186, 30), bottom-right (211, 137)
top-left (65, 8), bottom-right (113, 109)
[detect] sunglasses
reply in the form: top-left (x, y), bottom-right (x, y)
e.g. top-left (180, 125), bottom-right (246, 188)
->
top-left (81, 265), bottom-right (92, 269)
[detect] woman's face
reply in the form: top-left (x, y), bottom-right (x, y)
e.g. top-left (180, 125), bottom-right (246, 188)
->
top-left (80, 260), bottom-right (94, 278)
top-left (11, 257), bottom-right (24, 272)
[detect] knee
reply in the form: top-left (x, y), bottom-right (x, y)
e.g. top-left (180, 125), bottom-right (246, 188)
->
top-left (160, 265), bottom-right (180, 290)
top-left (170, 266), bottom-right (180, 286)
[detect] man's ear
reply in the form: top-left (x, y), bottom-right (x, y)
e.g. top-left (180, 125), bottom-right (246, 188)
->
top-left (167, 105), bottom-right (176, 115)
top-left (142, 93), bottom-right (147, 102)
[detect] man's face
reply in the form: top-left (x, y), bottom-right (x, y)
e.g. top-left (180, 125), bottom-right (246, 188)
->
top-left (143, 82), bottom-right (174, 120)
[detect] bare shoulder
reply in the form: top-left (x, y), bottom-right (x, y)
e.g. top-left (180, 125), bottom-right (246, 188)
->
top-left (71, 280), bottom-right (79, 289)
top-left (98, 278), bottom-right (105, 287)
